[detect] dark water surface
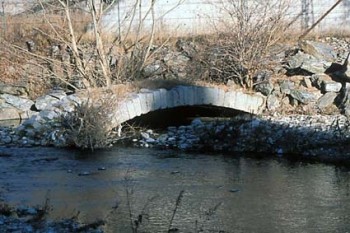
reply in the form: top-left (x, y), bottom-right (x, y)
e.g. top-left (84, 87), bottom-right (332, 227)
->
top-left (0, 146), bottom-right (350, 232)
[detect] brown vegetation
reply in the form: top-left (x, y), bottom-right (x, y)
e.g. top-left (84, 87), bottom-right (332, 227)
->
top-left (0, 0), bottom-right (298, 95)
top-left (0, 0), bottom-right (160, 97)
top-left (61, 91), bottom-right (119, 150)
top-left (200, 0), bottom-right (293, 88)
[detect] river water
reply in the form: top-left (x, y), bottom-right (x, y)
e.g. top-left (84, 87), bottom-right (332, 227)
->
top-left (0, 146), bottom-right (350, 232)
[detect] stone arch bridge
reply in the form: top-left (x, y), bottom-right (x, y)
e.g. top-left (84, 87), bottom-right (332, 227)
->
top-left (112, 85), bottom-right (266, 127)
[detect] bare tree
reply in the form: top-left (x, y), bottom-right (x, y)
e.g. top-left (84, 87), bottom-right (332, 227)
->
top-left (207, 0), bottom-right (291, 88)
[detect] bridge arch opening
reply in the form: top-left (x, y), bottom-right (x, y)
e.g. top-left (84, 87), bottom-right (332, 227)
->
top-left (124, 105), bottom-right (249, 129)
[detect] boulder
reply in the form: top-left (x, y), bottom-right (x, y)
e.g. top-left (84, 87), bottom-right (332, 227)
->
top-left (321, 81), bottom-right (342, 93)
top-left (316, 92), bottom-right (338, 109)
top-left (53, 97), bottom-right (77, 113)
top-left (267, 94), bottom-right (280, 111)
top-left (290, 89), bottom-right (317, 104)
top-left (35, 95), bottom-right (61, 111)
top-left (49, 90), bottom-right (67, 100)
top-left (254, 82), bottom-right (273, 96)
top-left (39, 110), bottom-right (61, 121)
top-left (0, 84), bottom-right (28, 97)
top-left (301, 57), bottom-right (332, 74)
top-left (279, 80), bottom-right (295, 95)
top-left (299, 40), bottom-right (336, 62)
top-left (287, 51), bottom-right (332, 74)
top-left (140, 132), bottom-right (150, 140)
top-left (0, 106), bottom-right (20, 121)
top-left (0, 94), bottom-right (34, 111)
top-left (310, 74), bottom-right (333, 89)
top-left (164, 52), bottom-right (190, 78)
top-left (142, 61), bottom-right (163, 77)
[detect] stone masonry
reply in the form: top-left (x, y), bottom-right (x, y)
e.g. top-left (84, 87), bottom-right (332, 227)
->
top-left (112, 85), bottom-right (266, 128)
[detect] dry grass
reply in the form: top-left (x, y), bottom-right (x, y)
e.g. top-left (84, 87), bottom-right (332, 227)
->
top-left (202, 0), bottom-right (292, 88)
top-left (1, 0), bottom-right (349, 98)
top-left (0, 6), bottom-right (91, 97)
top-left (0, 0), bottom-right (170, 95)
top-left (61, 92), bottom-right (119, 150)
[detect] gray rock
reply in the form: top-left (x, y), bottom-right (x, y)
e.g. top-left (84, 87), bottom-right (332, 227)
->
top-left (146, 138), bottom-right (156, 143)
top-left (322, 81), bottom-right (342, 93)
top-left (53, 98), bottom-right (76, 113)
top-left (300, 40), bottom-right (336, 62)
top-left (344, 108), bottom-right (350, 117)
top-left (254, 82), bottom-right (273, 96)
top-left (176, 39), bottom-right (197, 58)
top-left (0, 84), bottom-right (28, 96)
top-left (157, 134), bottom-right (168, 142)
top-left (290, 89), bottom-right (316, 104)
top-left (2, 136), bottom-right (12, 144)
top-left (191, 118), bottom-right (203, 127)
top-left (35, 95), bottom-right (60, 111)
top-left (310, 74), bottom-right (333, 89)
top-left (287, 51), bottom-right (332, 74)
top-left (287, 51), bottom-right (304, 69)
top-left (20, 110), bottom-right (38, 120)
top-left (301, 57), bottom-right (332, 74)
top-left (0, 107), bottom-right (20, 120)
top-left (39, 110), bottom-right (60, 121)
top-left (279, 80), bottom-right (295, 95)
top-left (0, 94), bottom-right (34, 111)
top-left (267, 94), bottom-right (280, 111)
top-left (303, 77), bottom-right (313, 88)
top-left (143, 62), bottom-right (163, 77)
top-left (22, 115), bottom-right (42, 127)
top-left (317, 92), bottom-right (338, 109)
top-left (66, 94), bottom-right (83, 105)
top-left (49, 90), bottom-right (67, 100)
top-left (164, 52), bottom-right (190, 78)
top-left (140, 132), bottom-right (150, 140)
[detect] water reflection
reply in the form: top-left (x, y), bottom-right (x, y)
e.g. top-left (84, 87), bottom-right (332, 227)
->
top-left (0, 147), bottom-right (349, 232)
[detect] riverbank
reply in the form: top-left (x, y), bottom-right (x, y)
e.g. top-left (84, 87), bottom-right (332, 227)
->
top-left (2, 112), bottom-right (350, 164)
top-left (1, 38), bottom-right (350, 162)
top-left (122, 114), bottom-right (350, 163)
top-left (0, 203), bottom-right (104, 233)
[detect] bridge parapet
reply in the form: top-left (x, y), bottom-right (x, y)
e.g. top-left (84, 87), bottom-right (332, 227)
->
top-left (113, 85), bottom-right (266, 126)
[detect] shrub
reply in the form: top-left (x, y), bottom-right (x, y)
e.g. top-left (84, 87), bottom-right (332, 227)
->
top-left (61, 92), bottom-right (118, 150)
top-left (1, 0), bottom-right (160, 92)
top-left (205, 0), bottom-right (291, 88)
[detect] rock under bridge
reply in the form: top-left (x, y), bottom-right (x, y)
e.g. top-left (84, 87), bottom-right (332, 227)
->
top-left (113, 85), bottom-right (266, 127)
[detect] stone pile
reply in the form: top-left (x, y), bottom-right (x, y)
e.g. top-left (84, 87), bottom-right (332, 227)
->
top-left (254, 40), bottom-right (350, 116)
top-left (131, 115), bottom-right (350, 158)
top-left (0, 89), bottom-right (84, 147)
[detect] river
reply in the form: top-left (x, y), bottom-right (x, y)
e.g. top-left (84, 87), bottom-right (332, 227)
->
top-left (0, 146), bottom-right (350, 232)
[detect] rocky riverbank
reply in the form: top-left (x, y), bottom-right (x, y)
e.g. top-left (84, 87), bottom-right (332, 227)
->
top-left (2, 38), bottom-right (350, 231)
top-left (1, 38), bottom-right (350, 161)
top-left (0, 203), bottom-right (104, 233)
top-left (127, 114), bottom-right (350, 162)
